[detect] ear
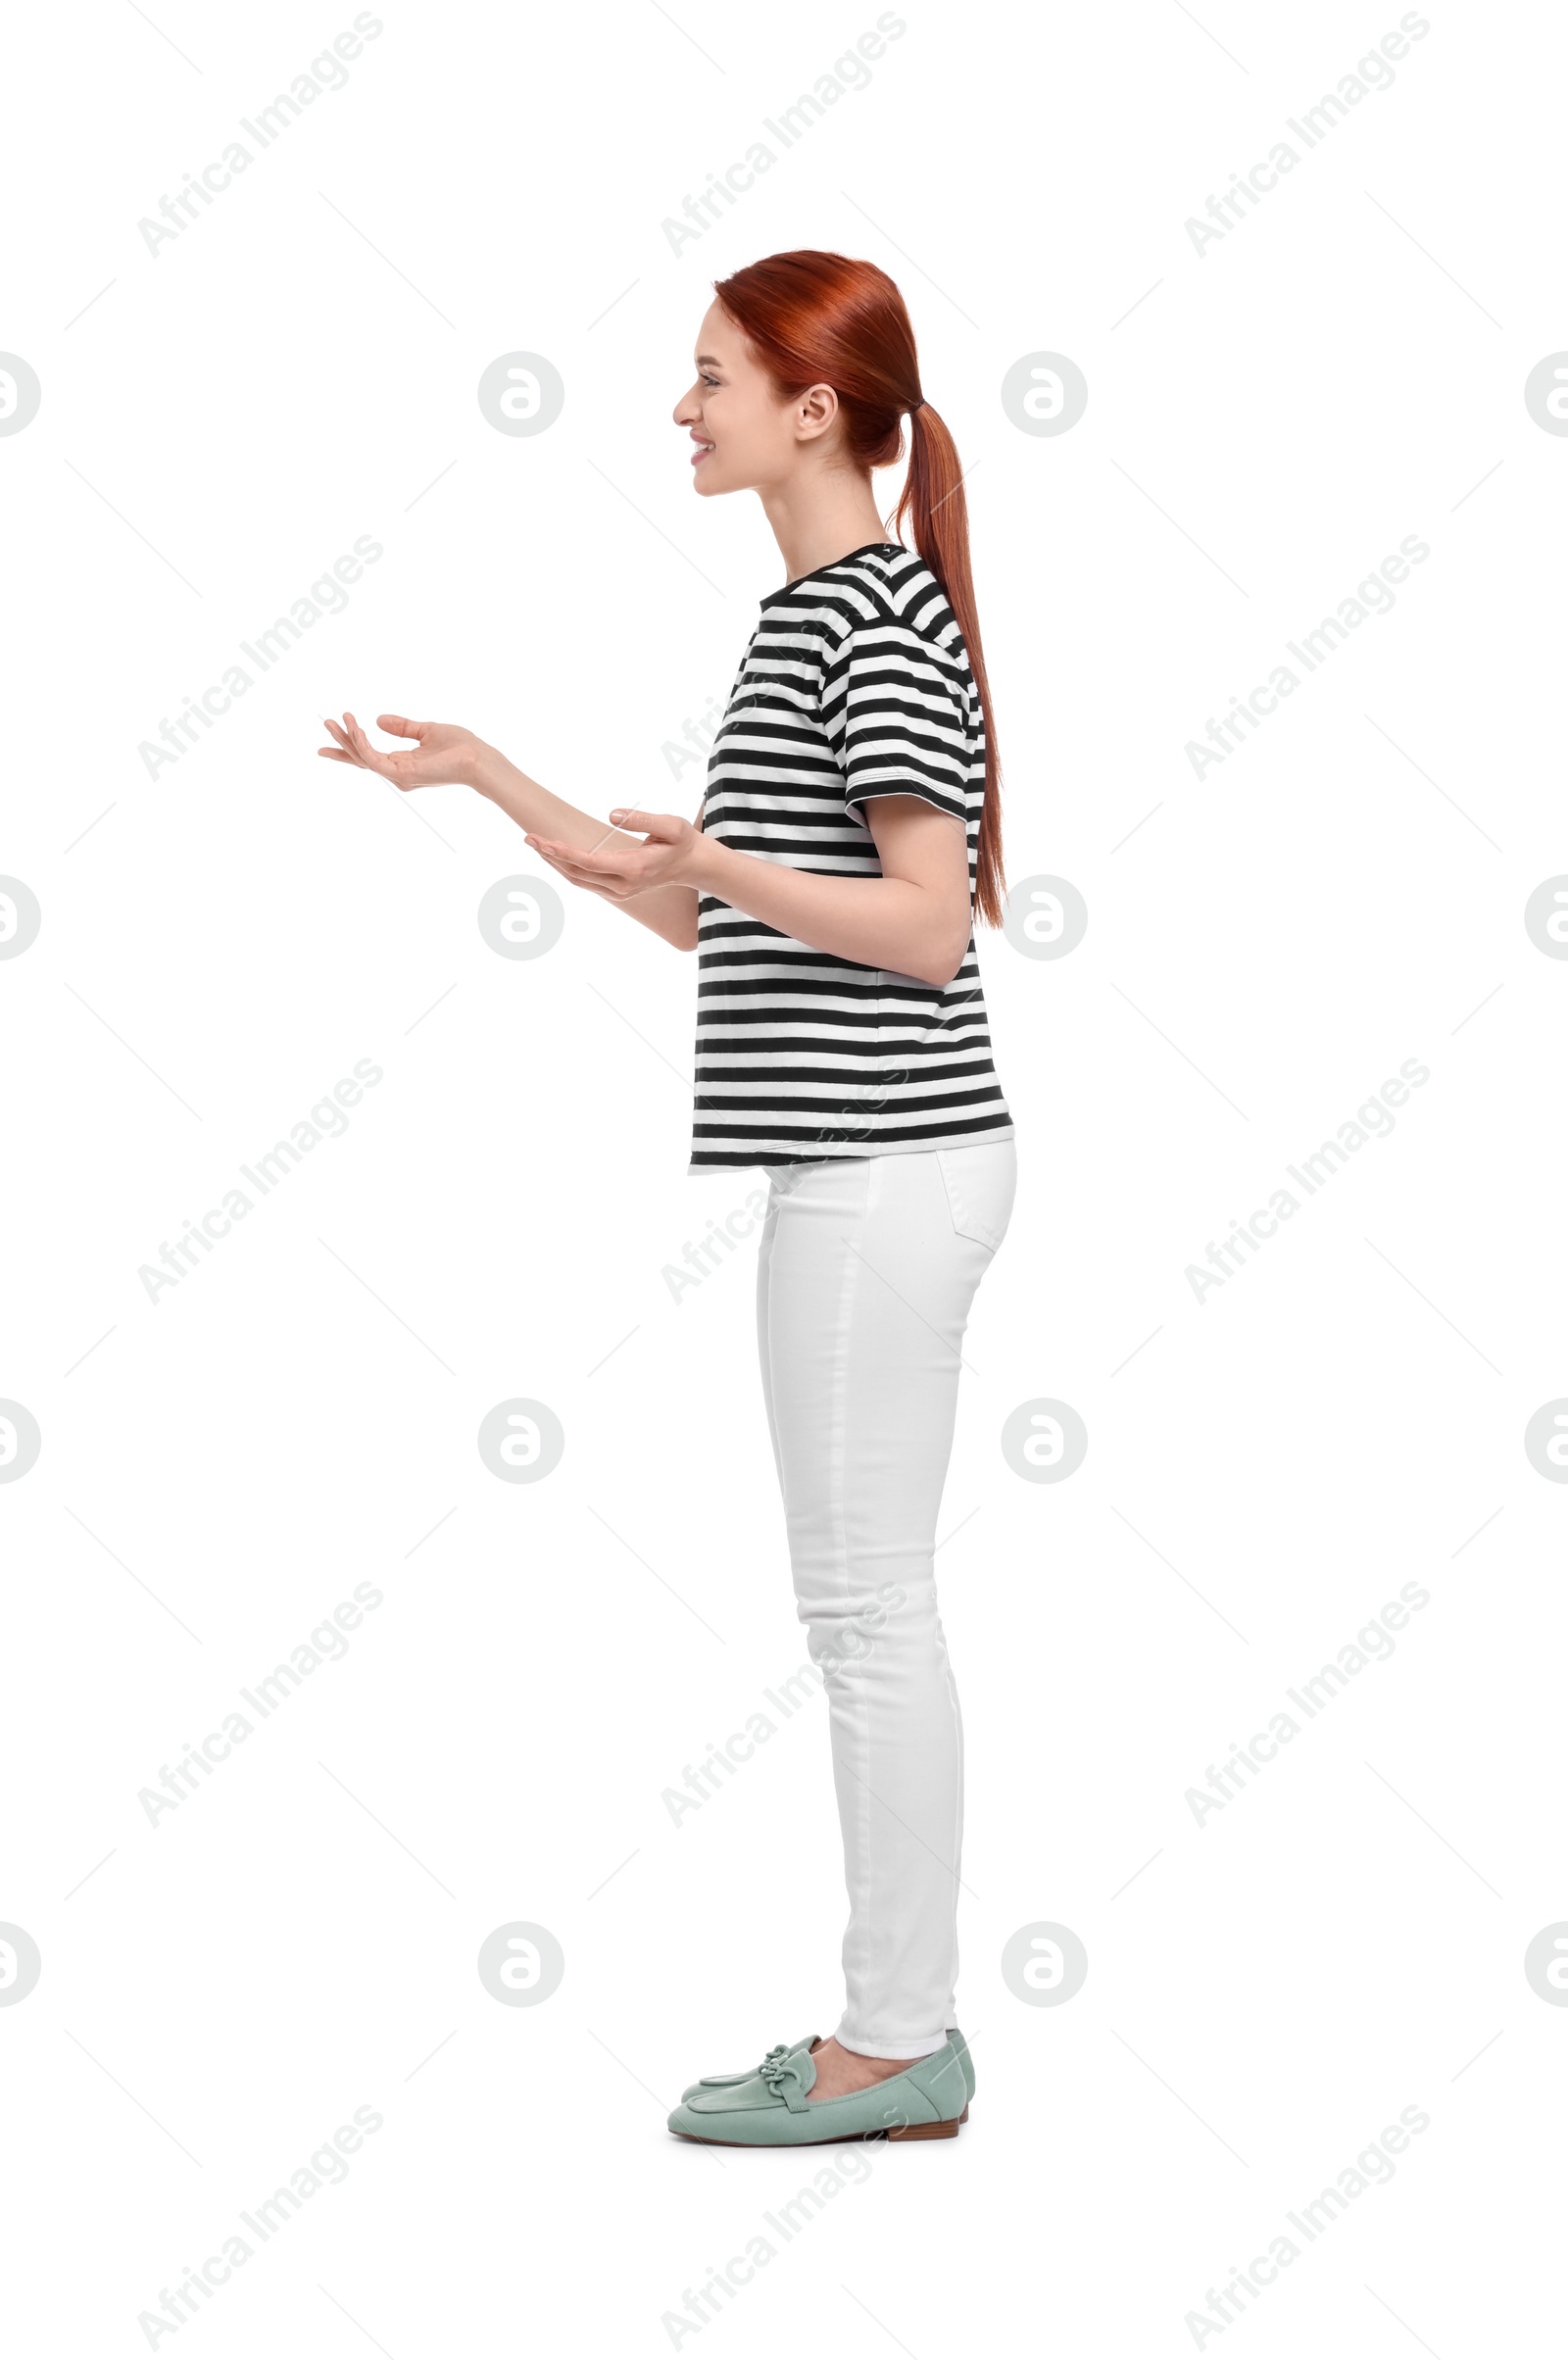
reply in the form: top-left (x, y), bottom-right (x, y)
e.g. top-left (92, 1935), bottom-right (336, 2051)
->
top-left (795, 382), bottom-right (839, 443)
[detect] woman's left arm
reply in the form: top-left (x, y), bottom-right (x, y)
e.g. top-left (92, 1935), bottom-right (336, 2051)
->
top-left (525, 794), bottom-right (974, 989)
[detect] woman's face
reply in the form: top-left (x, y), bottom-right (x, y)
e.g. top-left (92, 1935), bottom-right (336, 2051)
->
top-left (673, 300), bottom-right (836, 496)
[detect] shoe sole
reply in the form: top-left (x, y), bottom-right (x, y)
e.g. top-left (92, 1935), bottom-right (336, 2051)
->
top-left (674, 2101), bottom-right (969, 2147)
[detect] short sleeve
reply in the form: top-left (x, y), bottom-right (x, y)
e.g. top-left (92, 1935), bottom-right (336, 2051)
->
top-left (820, 613), bottom-right (973, 829)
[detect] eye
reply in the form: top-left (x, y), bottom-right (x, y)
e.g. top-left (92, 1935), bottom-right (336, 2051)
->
top-left (700, 373), bottom-right (719, 389)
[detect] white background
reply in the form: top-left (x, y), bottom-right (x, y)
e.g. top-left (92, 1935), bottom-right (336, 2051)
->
top-left (3, 1), bottom-right (1564, 2351)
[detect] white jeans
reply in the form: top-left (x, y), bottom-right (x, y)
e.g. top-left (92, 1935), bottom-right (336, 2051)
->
top-left (755, 1137), bottom-right (1018, 2058)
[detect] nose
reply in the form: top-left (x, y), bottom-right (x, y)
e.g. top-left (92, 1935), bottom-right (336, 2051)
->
top-left (673, 387), bottom-right (702, 426)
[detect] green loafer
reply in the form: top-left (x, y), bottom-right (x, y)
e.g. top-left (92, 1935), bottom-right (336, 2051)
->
top-left (668, 2032), bottom-right (968, 2146)
top-left (681, 2026), bottom-right (973, 2116)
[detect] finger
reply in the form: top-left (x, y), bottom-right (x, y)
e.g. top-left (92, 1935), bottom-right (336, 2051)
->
top-left (539, 855), bottom-right (618, 899)
top-left (320, 722), bottom-right (368, 770)
top-left (532, 838), bottom-right (625, 877)
top-left (534, 850), bottom-right (592, 884)
top-left (321, 715), bottom-right (359, 756)
top-left (376, 713), bottom-right (424, 742)
top-left (344, 713), bottom-right (389, 770)
top-left (318, 747), bottom-right (359, 762)
top-left (540, 850), bottom-right (628, 896)
top-left (608, 807), bottom-right (679, 841)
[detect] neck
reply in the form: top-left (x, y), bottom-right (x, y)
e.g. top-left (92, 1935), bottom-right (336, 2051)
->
top-left (760, 474), bottom-right (889, 588)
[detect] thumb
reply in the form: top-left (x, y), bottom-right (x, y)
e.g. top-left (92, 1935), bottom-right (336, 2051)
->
top-left (609, 807), bottom-right (680, 839)
top-left (376, 713), bottom-right (425, 741)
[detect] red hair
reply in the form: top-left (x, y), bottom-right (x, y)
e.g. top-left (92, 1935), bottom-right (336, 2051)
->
top-left (711, 250), bottom-right (1006, 928)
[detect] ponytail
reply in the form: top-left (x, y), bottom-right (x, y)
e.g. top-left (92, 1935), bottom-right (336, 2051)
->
top-left (711, 251), bottom-right (1007, 928)
top-left (891, 402), bottom-right (1004, 928)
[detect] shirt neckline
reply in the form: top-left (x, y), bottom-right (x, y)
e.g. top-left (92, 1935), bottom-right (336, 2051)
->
top-left (762, 540), bottom-right (904, 604)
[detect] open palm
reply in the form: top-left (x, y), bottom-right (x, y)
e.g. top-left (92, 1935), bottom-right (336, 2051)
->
top-left (318, 712), bottom-right (478, 792)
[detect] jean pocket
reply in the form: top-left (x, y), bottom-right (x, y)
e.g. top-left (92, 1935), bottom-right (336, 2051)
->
top-left (936, 1141), bottom-right (1017, 1254)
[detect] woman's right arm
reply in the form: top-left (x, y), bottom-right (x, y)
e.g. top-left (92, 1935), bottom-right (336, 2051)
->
top-left (318, 712), bottom-right (701, 952)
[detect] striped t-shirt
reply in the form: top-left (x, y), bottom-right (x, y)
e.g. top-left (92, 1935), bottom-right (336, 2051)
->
top-left (689, 540), bottom-right (1013, 1171)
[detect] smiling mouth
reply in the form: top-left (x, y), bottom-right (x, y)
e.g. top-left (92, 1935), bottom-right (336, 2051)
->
top-left (691, 439), bottom-right (715, 466)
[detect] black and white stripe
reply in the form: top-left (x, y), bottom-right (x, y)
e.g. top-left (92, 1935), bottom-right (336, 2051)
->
top-left (690, 541), bottom-right (1014, 1170)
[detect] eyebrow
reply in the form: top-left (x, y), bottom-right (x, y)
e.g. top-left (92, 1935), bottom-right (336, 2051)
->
top-left (695, 354), bottom-right (724, 369)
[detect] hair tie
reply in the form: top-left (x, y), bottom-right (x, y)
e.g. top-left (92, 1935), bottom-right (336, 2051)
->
top-left (910, 396), bottom-right (926, 414)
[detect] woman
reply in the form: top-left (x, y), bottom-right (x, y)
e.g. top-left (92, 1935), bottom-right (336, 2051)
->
top-left (319, 250), bottom-right (1016, 2146)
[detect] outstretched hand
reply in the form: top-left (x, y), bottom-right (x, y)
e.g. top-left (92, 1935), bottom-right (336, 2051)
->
top-left (318, 713), bottom-right (480, 791)
top-left (525, 808), bottom-right (705, 900)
